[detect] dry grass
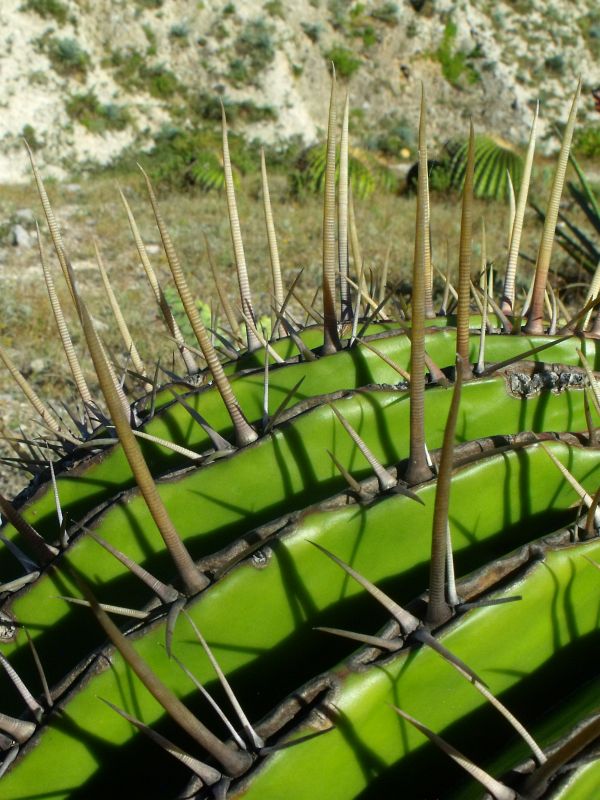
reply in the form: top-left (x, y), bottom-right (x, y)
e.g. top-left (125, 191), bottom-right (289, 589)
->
top-left (0, 162), bottom-right (593, 496)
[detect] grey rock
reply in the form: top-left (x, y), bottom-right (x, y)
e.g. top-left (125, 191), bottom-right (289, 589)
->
top-left (10, 223), bottom-right (32, 248)
top-left (91, 315), bottom-right (109, 332)
top-left (13, 208), bottom-right (35, 226)
top-left (29, 357), bottom-right (46, 373)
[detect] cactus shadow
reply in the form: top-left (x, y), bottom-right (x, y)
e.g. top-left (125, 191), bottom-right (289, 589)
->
top-left (321, 704), bottom-right (387, 783)
top-left (67, 629), bottom-right (597, 800)
top-left (514, 445), bottom-right (532, 521)
top-left (356, 631), bottom-right (599, 799)
top-left (22, 474), bottom-right (137, 544)
top-left (347, 344), bottom-right (383, 390)
top-left (358, 391), bottom-right (409, 467)
top-left (0, 560), bottom-right (167, 718)
top-left (449, 505), bottom-right (575, 589)
top-left (54, 706), bottom-right (192, 800)
top-left (542, 557), bottom-right (580, 653)
top-left (154, 396), bottom-right (198, 446)
top-left (375, 649), bottom-right (419, 755)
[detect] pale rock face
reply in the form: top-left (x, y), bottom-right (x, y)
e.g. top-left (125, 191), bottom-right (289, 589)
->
top-left (0, 0), bottom-right (597, 182)
top-left (10, 224), bottom-right (33, 248)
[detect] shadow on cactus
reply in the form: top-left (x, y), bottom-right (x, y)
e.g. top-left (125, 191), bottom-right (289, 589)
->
top-left (0, 74), bottom-right (599, 800)
top-left (405, 135), bottom-right (523, 201)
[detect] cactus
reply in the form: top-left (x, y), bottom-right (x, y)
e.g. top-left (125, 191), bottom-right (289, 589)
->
top-left (0, 77), bottom-right (599, 799)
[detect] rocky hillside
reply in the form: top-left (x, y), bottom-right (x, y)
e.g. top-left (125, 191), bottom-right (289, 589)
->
top-left (0, 0), bottom-right (598, 181)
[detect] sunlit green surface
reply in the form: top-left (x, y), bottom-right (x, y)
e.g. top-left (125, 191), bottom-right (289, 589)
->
top-left (550, 760), bottom-right (600, 799)
top-left (235, 540), bottom-right (600, 799)
top-left (2, 319), bottom-right (599, 798)
top-left (0, 375), bottom-right (592, 678)
top-left (2, 445), bottom-right (599, 798)
top-left (6, 328), bottom-right (597, 550)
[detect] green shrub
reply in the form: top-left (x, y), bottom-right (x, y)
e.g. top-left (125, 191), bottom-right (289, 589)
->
top-left (109, 50), bottom-right (184, 99)
top-left (301, 21), bottom-right (323, 42)
top-left (433, 20), bottom-right (480, 87)
top-left (544, 54), bottom-right (566, 75)
top-left (142, 24), bottom-right (157, 53)
top-left (191, 93), bottom-right (276, 125)
top-left (574, 124), bottom-right (600, 158)
top-left (366, 113), bottom-right (416, 158)
top-left (263, 0), bottom-right (284, 18)
top-left (578, 10), bottom-right (600, 46)
top-left (21, 0), bottom-right (68, 23)
top-left (428, 159), bottom-right (453, 192)
top-left (21, 124), bottom-right (43, 151)
top-left (211, 20), bottom-right (230, 40)
top-left (46, 37), bottom-right (91, 79)
top-left (327, 0), bottom-right (348, 29)
top-left (325, 45), bottom-right (361, 78)
top-left (169, 22), bottom-right (190, 40)
top-left (328, 3), bottom-right (384, 47)
top-left (350, 2), bottom-right (366, 18)
top-left (163, 286), bottom-right (217, 341)
top-left (370, 2), bottom-right (399, 24)
top-left (228, 58), bottom-right (250, 86)
top-left (108, 49), bottom-right (145, 84)
top-left (355, 23), bottom-right (379, 47)
top-left (137, 126), bottom-right (260, 191)
top-left (405, 158), bottom-right (453, 194)
top-left (229, 18), bottom-right (275, 86)
top-left (164, 286), bottom-right (271, 342)
top-left (143, 65), bottom-right (181, 98)
top-left (66, 92), bottom-right (132, 134)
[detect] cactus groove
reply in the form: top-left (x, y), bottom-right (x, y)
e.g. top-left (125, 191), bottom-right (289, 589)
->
top-left (0, 81), bottom-right (599, 799)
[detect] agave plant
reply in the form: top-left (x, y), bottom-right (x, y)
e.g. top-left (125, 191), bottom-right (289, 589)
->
top-left (534, 152), bottom-right (599, 278)
top-left (0, 76), bottom-right (599, 800)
